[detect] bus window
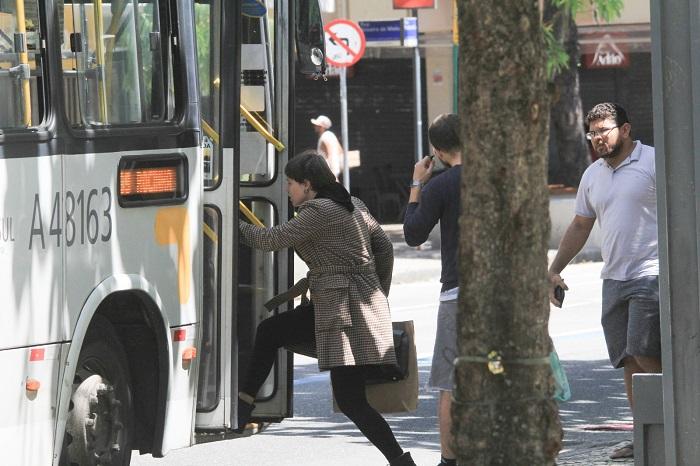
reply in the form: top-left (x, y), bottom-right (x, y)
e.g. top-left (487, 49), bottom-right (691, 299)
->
top-left (60, 0), bottom-right (173, 127)
top-left (195, 0), bottom-right (222, 189)
top-left (198, 206), bottom-right (221, 411)
top-left (239, 8), bottom-right (277, 184)
top-left (0, 0), bottom-right (44, 130)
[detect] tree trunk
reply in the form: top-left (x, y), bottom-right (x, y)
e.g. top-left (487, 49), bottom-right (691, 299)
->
top-left (454, 1), bottom-right (562, 464)
top-left (545, 2), bottom-right (590, 187)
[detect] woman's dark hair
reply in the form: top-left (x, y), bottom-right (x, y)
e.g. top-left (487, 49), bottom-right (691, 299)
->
top-left (428, 113), bottom-right (461, 153)
top-left (285, 150), bottom-right (354, 212)
top-left (285, 150), bottom-right (336, 190)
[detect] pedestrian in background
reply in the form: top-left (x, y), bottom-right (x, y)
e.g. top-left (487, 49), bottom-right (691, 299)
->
top-left (237, 151), bottom-right (417, 466)
top-left (548, 102), bottom-right (661, 460)
top-left (311, 115), bottom-right (344, 181)
top-left (403, 113), bottom-right (461, 466)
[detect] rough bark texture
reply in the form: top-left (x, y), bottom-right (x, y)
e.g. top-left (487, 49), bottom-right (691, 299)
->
top-left (544, 2), bottom-right (590, 187)
top-left (454, 1), bottom-right (563, 464)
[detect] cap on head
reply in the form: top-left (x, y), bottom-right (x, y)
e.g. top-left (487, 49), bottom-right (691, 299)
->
top-left (310, 115), bottom-right (332, 129)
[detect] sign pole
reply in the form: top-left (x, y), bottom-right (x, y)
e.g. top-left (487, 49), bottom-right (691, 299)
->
top-left (340, 67), bottom-right (350, 191)
top-left (323, 19), bottom-right (365, 192)
top-left (412, 9), bottom-right (423, 163)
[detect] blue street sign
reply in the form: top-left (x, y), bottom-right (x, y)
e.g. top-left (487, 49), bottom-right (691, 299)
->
top-left (359, 18), bottom-right (418, 47)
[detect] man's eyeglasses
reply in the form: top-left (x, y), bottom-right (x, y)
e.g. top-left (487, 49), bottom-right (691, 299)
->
top-left (585, 125), bottom-right (620, 141)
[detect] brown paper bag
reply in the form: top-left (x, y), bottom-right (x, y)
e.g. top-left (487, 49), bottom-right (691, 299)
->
top-left (333, 320), bottom-right (419, 414)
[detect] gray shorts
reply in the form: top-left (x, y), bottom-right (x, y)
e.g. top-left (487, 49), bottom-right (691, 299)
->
top-left (601, 275), bottom-right (661, 369)
top-left (428, 299), bottom-right (457, 391)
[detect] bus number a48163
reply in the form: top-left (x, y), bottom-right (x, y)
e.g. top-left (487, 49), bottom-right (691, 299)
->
top-left (29, 188), bottom-right (113, 250)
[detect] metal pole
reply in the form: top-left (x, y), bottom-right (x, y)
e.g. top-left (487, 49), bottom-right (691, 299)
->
top-left (412, 9), bottom-right (423, 163)
top-left (651, 1), bottom-right (700, 464)
top-left (340, 66), bottom-right (350, 191)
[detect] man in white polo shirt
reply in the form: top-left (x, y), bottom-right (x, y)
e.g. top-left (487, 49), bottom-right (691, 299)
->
top-left (311, 115), bottom-right (343, 180)
top-left (547, 102), bottom-right (660, 460)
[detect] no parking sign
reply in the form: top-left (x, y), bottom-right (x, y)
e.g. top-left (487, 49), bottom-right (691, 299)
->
top-left (324, 19), bottom-right (366, 68)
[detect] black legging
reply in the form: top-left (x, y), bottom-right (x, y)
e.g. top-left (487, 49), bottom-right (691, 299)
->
top-left (242, 305), bottom-right (403, 462)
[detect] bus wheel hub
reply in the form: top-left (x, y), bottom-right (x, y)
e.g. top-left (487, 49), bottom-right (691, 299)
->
top-left (66, 374), bottom-right (124, 465)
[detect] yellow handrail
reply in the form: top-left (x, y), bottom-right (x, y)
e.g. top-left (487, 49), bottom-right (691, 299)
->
top-left (103, 0), bottom-right (127, 123)
top-left (93, 0), bottom-right (108, 123)
top-left (240, 104), bottom-right (285, 151)
top-left (239, 201), bottom-right (265, 227)
top-left (15, 0), bottom-right (31, 126)
top-left (201, 118), bottom-right (220, 145)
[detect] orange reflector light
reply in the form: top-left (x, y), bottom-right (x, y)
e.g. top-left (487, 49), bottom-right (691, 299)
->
top-left (29, 348), bottom-right (45, 362)
top-left (26, 378), bottom-right (41, 392)
top-left (182, 347), bottom-right (197, 362)
top-left (120, 167), bottom-right (178, 196)
top-left (173, 329), bottom-right (186, 342)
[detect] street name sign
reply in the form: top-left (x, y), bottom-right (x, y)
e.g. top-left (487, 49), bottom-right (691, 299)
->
top-left (359, 17), bottom-right (417, 47)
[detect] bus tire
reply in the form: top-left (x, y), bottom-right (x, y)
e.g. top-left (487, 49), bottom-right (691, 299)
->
top-left (61, 316), bottom-right (133, 466)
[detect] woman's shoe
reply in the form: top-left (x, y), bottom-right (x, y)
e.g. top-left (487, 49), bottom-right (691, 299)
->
top-left (233, 396), bottom-right (255, 434)
top-left (390, 452), bottom-right (417, 466)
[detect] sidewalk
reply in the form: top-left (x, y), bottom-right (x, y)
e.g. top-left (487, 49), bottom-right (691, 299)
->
top-left (383, 225), bottom-right (634, 465)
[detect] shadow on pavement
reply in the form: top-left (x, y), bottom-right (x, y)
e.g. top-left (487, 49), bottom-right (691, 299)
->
top-left (286, 359), bottom-right (634, 463)
top-left (271, 357), bottom-right (441, 452)
top-left (557, 359), bottom-right (634, 465)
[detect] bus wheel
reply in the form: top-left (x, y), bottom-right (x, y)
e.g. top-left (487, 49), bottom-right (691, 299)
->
top-left (62, 317), bottom-right (133, 466)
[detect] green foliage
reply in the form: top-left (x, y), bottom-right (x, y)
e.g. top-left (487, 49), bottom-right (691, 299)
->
top-left (544, 0), bottom-right (624, 80)
top-left (544, 24), bottom-right (569, 79)
top-left (591, 0), bottom-right (625, 23)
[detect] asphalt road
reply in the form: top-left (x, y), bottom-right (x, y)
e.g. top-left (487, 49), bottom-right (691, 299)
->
top-left (133, 250), bottom-right (632, 465)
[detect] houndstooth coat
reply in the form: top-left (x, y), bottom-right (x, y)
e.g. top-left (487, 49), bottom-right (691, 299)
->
top-left (239, 197), bottom-right (397, 370)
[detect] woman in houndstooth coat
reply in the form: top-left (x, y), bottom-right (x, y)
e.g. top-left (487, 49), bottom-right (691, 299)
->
top-left (236, 151), bottom-right (416, 466)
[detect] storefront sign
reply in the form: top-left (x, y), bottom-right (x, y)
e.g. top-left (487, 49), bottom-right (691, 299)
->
top-left (583, 34), bottom-right (630, 69)
top-left (393, 0), bottom-right (435, 8)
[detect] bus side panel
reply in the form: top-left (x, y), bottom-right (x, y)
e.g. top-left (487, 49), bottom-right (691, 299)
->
top-left (0, 156), bottom-right (64, 349)
top-left (63, 147), bottom-right (202, 453)
top-left (0, 344), bottom-right (63, 466)
top-left (62, 147), bottom-right (201, 334)
top-left (162, 322), bottom-right (200, 453)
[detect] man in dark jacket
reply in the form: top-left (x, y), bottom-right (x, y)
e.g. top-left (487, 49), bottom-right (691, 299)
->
top-left (403, 113), bottom-right (461, 466)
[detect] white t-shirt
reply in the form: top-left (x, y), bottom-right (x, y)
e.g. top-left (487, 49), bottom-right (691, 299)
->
top-left (575, 141), bottom-right (658, 280)
top-left (317, 130), bottom-right (343, 177)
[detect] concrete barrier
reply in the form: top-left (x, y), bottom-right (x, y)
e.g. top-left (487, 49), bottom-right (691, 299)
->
top-left (549, 192), bottom-right (602, 262)
top-left (633, 373), bottom-right (665, 466)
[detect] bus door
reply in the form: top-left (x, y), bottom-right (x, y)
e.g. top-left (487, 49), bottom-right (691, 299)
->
top-left (195, 0), bottom-right (325, 434)
top-left (195, 0), bottom-right (292, 432)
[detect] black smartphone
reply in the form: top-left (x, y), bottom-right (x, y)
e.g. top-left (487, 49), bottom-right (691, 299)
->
top-left (554, 285), bottom-right (565, 305)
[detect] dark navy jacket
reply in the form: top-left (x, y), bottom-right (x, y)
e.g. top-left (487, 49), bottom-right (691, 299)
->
top-left (403, 165), bottom-right (461, 292)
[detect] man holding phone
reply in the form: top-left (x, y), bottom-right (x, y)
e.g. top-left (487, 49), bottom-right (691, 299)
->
top-left (548, 103), bottom-right (660, 460)
top-left (403, 113), bottom-right (461, 466)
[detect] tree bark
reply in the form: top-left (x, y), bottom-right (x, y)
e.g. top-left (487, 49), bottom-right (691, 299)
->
top-left (454, 1), bottom-right (562, 464)
top-left (544, 2), bottom-right (590, 187)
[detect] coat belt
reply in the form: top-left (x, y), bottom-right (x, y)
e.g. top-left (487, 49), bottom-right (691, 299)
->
top-left (263, 261), bottom-right (376, 312)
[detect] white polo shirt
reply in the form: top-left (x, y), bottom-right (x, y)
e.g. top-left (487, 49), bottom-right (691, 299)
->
top-left (575, 141), bottom-right (659, 280)
top-left (317, 130), bottom-right (343, 177)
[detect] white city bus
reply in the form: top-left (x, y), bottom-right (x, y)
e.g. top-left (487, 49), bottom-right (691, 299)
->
top-left (0, 0), bottom-right (325, 464)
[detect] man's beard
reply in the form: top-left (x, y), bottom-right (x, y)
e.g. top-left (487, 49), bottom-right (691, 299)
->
top-left (598, 139), bottom-right (623, 159)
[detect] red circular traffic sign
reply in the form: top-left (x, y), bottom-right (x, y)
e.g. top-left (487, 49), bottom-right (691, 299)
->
top-left (324, 19), bottom-right (366, 68)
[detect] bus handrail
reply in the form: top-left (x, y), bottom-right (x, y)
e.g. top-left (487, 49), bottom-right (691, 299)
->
top-left (239, 201), bottom-right (265, 227)
top-left (239, 104), bottom-right (285, 151)
top-left (14, 0), bottom-right (32, 126)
